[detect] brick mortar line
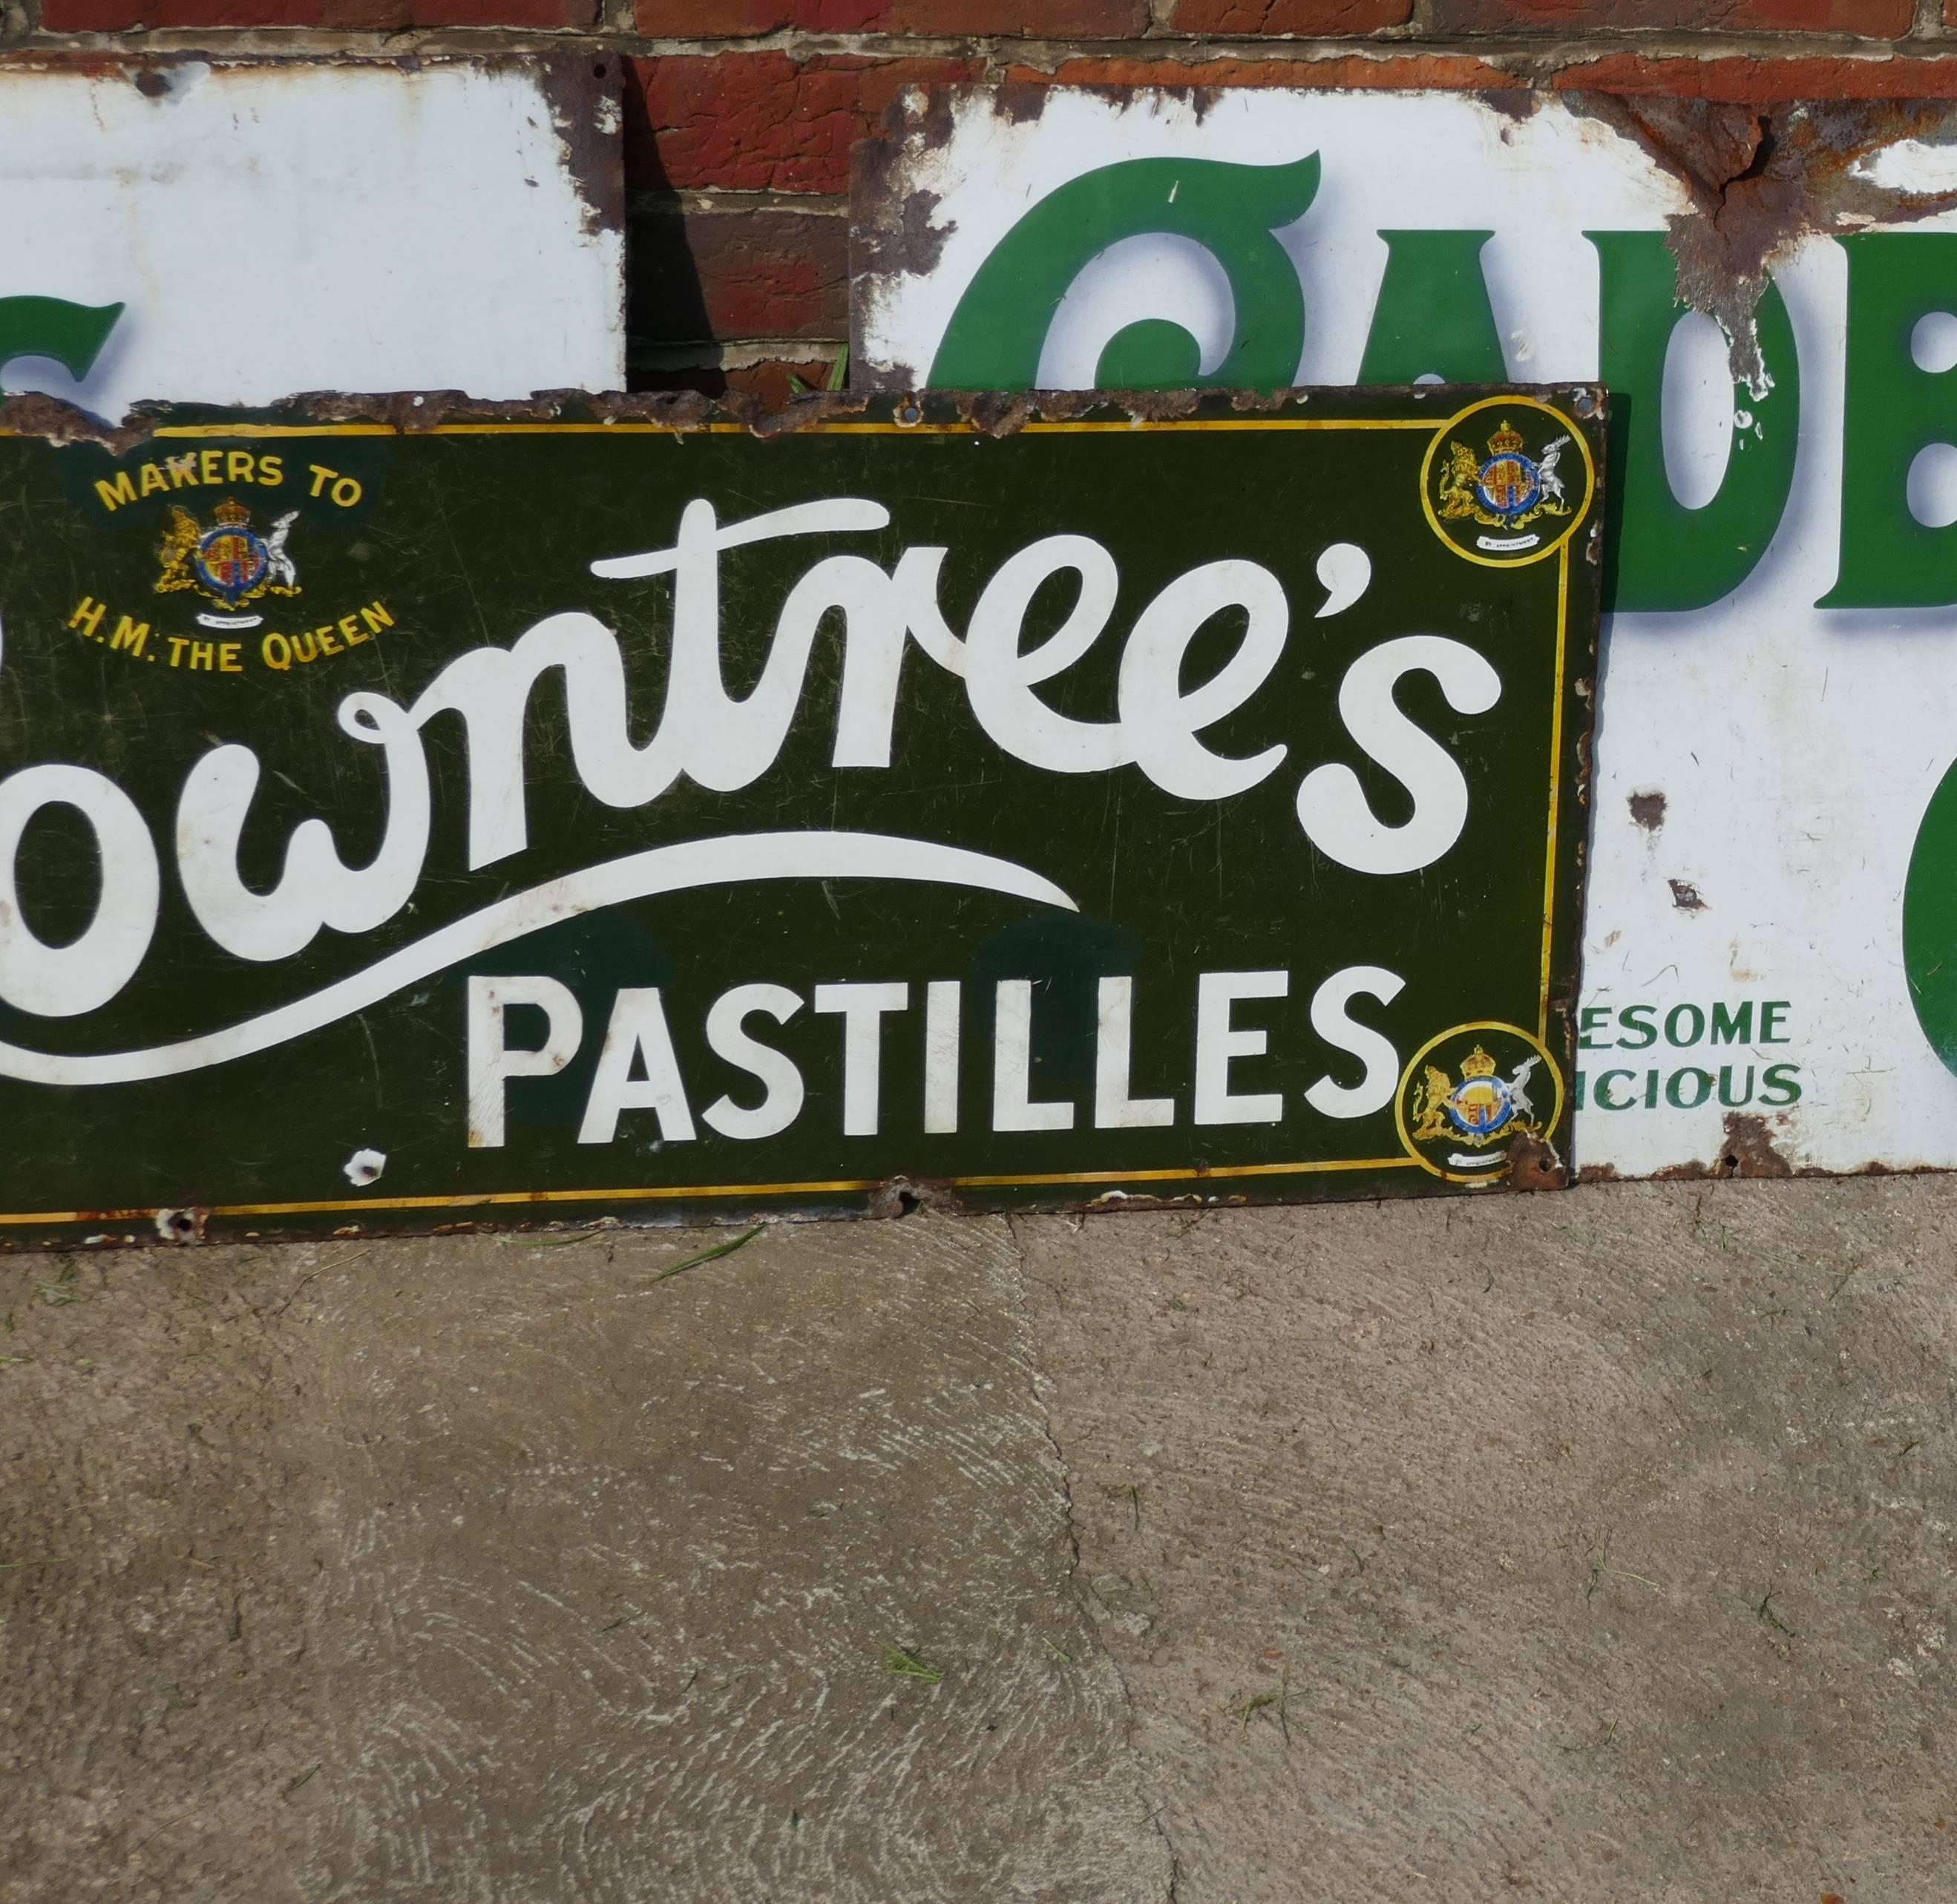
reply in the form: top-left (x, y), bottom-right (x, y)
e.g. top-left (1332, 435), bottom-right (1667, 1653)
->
top-left (4, 29), bottom-right (1954, 57)
top-left (632, 189), bottom-right (848, 215)
top-left (616, 32), bottom-right (1947, 59)
top-left (631, 338), bottom-right (845, 366)
top-left (598, 30), bottom-right (1938, 53)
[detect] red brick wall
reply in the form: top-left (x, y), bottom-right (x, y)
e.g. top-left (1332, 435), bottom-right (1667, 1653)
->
top-left (16, 0), bottom-right (1953, 397)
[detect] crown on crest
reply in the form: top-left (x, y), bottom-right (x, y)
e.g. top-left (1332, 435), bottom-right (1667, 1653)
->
top-left (1459, 1046), bottom-right (1498, 1079)
top-left (1486, 419), bottom-right (1525, 457)
top-left (212, 496), bottom-right (251, 529)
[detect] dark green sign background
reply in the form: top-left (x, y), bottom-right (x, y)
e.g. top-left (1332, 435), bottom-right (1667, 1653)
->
top-left (0, 390), bottom-right (1600, 1244)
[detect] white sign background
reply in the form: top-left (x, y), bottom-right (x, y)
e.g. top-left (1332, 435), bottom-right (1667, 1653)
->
top-left (858, 88), bottom-right (1957, 1175)
top-left (0, 60), bottom-right (623, 416)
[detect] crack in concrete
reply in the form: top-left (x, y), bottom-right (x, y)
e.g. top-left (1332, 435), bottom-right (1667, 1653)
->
top-left (999, 1213), bottom-right (1184, 1904)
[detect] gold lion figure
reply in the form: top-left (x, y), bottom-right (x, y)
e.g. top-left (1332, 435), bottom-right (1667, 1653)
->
top-left (155, 505), bottom-right (200, 594)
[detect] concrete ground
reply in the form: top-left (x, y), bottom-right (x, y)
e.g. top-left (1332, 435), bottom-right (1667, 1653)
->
top-left (3, 1180), bottom-right (1953, 1903)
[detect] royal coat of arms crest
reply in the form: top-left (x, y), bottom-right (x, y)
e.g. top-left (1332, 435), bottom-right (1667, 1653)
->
top-left (156, 496), bottom-right (301, 628)
top-left (1437, 418), bottom-right (1573, 534)
top-left (1409, 1044), bottom-right (1544, 1151)
top-left (1420, 394), bottom-right (1597, 569)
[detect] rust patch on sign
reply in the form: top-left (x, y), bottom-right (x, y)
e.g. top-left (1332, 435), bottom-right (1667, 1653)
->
top-left (1627, 1112), bottom-right (1800, 1182)
top-left (1504, 1131), bottom-right (1567, 1192)
top-left (852, 106), bottom-right (954, 295)
top-left (533, 50), bottom-right (626, 245)
top-left (866, 1177), bottom-right (968, 1220)
top-left (1569, 93), bottom-right (1957, 388)
top-left (1712, 1112), bottom-right (1797, 1180)
top-left (995, 82), bottom-right (1058, 128)
top-left (0, 390), bottom-right (147, 451)
top-left (152, 1207), bottom-right (208, 1245)
top-left (1668, 877), bottom-right (1707, 912)
top-left (1628, 790), bottom-right (1667, 832)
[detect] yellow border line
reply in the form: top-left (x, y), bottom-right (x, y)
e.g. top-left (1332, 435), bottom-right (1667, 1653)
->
top-left (148, 424), bottom-right (400, 438)
top-left (1540, 543), bottom-right (1570, 1046)
top-left (944, 1157), bottom-right (1419, 1191)
top-left (0, 1157), bottom-right (1422, 1227)
top-left (741, 419), bottom-right (1445, 435)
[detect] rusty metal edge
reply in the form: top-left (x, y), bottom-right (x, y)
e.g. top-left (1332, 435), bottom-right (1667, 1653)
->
top-left (0, 381), bottom-right (1607, 450)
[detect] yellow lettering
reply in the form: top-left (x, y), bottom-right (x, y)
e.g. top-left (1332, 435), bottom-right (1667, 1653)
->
top-left (307, 463), bottom-right (338, 498)
top-left (166, 454), bottom-right (198, 488)
top-left (330, 475), bottom-right (362, 507)
top-left (338, 613), bottom-right (364, 644)
top-left (138, 462), bottom-right (168, 498)
top-left (260, 632), bottom-right (292, 671)
top-left (361, 601), bottom-right (394, 632)
top-left (291, 629), bottom-right (318, 664)
top-left (257, 453), bottom-right (283, 485)
top-left (218, 642), bottom-right (242, 673)
top-left (316, 627), bottom-right (342, 657)
top-left (199, 450), bottom-right (222, 484)
top-left (189, 640), bottom-right (214, 672)
top-left (93, 471), bottom-right (137, 511)
top-left (226, 449), bottom-right (255, 484)
top-left (166, 635), bottom-right (190, 668)
top-left (68, 597), bottom-right (106, 638)
top-left (109, 616), bottom-right (149, 658)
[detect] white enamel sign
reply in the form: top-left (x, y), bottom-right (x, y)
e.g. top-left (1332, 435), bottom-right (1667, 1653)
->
top-left (0, 59), bottom-right (623, 417)
top-left (854, 86), bottom-right (1957, 1177)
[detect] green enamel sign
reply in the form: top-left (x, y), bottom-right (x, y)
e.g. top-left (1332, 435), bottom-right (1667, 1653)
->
top-left (0, 390), bottom-right (1600, 1246)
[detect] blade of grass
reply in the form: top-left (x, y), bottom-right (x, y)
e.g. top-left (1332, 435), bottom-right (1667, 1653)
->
top-left (882, 1643), bottom-right (943, 1685)
top-left (629, 1224), bottom-right (764, 1292)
